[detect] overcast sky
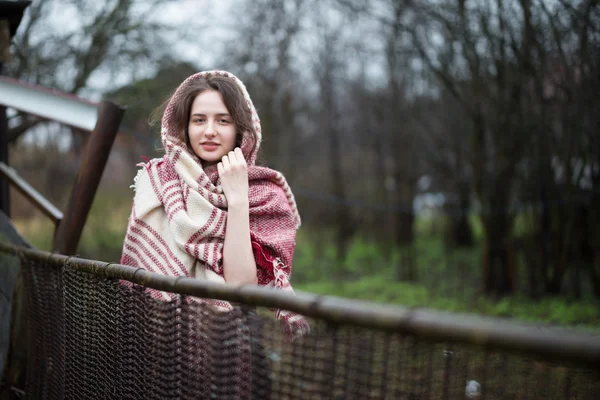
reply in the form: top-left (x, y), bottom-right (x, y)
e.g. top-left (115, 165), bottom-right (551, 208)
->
top-left (31, 0), bottom-right (238, 99)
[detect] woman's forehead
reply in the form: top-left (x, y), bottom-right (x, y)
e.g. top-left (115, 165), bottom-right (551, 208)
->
top-left (190, 90), bottom-right (229, 114)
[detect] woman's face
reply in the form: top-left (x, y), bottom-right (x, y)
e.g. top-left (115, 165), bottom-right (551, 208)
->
top-left (187, 90), bottom-right (237, 166)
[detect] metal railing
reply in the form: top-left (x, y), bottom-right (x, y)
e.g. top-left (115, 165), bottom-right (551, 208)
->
top-left (0, 240), bottom-right (599, 399)
top-left (0, 162), bottom-right (63, 226)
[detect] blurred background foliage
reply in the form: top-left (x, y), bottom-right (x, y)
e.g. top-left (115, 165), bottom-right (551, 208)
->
top-left (4, 0), bottom-right (600, 329)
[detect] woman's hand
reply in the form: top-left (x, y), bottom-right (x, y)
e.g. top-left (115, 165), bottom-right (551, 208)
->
top-left (218, 147), bottom-right (257, 285)
top-left (217, 147), bottom-right (249, 207)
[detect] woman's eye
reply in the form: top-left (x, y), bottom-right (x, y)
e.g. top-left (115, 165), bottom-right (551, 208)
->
top-left (193, 118), bottom-right (204, 123)
top-left (220, 119), bottom-right (231, 124)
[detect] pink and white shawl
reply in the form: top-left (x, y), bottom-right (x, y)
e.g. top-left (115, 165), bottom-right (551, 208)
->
top-left (120, 70), bottom-right (308, 338)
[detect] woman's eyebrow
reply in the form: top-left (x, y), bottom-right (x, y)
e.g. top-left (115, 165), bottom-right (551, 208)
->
top-left (190, 112), bottom-right (231, 117)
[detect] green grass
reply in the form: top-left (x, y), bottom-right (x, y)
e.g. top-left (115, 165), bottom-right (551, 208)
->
top-left (14, 189), bottom-right (132, 262)
top-left (296, 275), bottom-right (430, 305)
top-left (292, 229), bottom-right (600, 330)
top-left (296, 278), bottom-right (600, 330)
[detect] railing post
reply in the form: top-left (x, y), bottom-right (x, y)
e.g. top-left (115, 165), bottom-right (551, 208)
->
top-left (52, 101), bottom-right (124, 255)
top-left (0, 40), bottom-right (10, 218)
top-left (0, 94), bottom-right (9, 218)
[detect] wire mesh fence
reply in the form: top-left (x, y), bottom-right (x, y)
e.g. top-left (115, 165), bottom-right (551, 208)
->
top-left (0, 242), bottom-right (599, 399)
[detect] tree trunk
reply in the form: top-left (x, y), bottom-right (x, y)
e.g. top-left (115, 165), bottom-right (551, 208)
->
top-left (522, 234), bottom-right (540, 298)
top-left (394, 178), bottom-right (416, 281)
top-left (545, 208), bottom-right (576, 295)
top-left (447, 183), bottom-right (473, 248)
top-left (592, 250), bottom-right (600, 298)
top-left (374, 129), bottom-right (394, 255)
top-left (331, 146), bottom-right (353, 263)
top-left (449, 213), bottom-right (472, 247)
top-left (396, 211), bottom-right (415, 246)
top-left (393, 166), bottom-right (416, 247)
top-left (320, 47), bottom-right (352, 264)
top-left (482, 214), bottom-right (516, 296)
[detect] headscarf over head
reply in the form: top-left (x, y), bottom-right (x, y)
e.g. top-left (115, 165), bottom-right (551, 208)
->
top-left (161, 70), bottom-right (262, 165)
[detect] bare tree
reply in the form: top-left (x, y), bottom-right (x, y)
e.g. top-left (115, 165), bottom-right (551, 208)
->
top-left (383, 1), bottom-right (420, 247)
top-left (225, 0), bottom-right (307, 179)
top-left (520, 0), bottom-right (600, 296)
top-left (316, 16), bottom-right (356, 264)
top-left (7, 0), bottom-right (182, 143)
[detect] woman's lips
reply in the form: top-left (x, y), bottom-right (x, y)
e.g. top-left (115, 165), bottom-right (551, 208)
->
top-left (201, 143), bottom-right (219, 151)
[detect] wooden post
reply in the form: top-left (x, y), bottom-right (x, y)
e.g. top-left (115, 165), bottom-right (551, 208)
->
top-left (52, 101), bottom-right (124, 255)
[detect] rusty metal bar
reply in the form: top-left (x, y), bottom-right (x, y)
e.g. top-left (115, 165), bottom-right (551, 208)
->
top-left (0, 162), bottom-right (63, 225)
top-left (0, 241), bottom-right (599, 369)
top-left (0, 75), bottom-right (98, 132)
top-left (52, 101), bottom-right (124, 255)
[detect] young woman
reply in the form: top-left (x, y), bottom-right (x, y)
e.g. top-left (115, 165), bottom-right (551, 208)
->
top-left (120, 70), bottom-right (308, 339)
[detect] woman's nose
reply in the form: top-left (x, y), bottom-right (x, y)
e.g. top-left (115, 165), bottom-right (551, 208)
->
top-left (205, 121), bottom-right (216, 136)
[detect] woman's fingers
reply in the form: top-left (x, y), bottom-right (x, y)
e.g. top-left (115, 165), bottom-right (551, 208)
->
top-left (222, 148), bottom-right (246, 168)
top-left (221, 153), bottom-right (230, 169)
top-left (228, 150), bottom-right (237, 165)
top-left (234, 147), bottom-right (246, 164)
top-left (218, 148), bottom-right (249, 204)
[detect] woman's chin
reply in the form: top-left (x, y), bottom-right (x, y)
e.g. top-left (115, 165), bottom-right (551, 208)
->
top-left (196, 153), bottom-right (221, 166)
top-left (201, 159), bottom-right (219, 168)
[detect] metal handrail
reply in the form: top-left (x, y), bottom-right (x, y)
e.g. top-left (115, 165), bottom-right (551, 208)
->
top-left (0, 162), bottom-right (63, 225)
top-left (1, 240), bottom-right (599, 369)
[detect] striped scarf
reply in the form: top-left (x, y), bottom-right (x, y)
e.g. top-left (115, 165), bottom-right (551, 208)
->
top-left (120, 70), bottom-right (308, 339)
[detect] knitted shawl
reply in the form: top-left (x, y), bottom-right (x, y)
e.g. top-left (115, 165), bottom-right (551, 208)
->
top-left (120, 70), bottom-right (308, 338)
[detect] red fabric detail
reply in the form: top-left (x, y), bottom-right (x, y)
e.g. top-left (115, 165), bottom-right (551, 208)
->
top-left (251, 234), bottom-right (275, 274)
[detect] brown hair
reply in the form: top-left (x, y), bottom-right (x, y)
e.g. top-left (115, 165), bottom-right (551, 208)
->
top-left (150, 75), bottom-right (258, 156)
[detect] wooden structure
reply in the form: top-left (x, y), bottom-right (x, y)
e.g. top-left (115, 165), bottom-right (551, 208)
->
top-left (0, 64), bottom-right (124, 400)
